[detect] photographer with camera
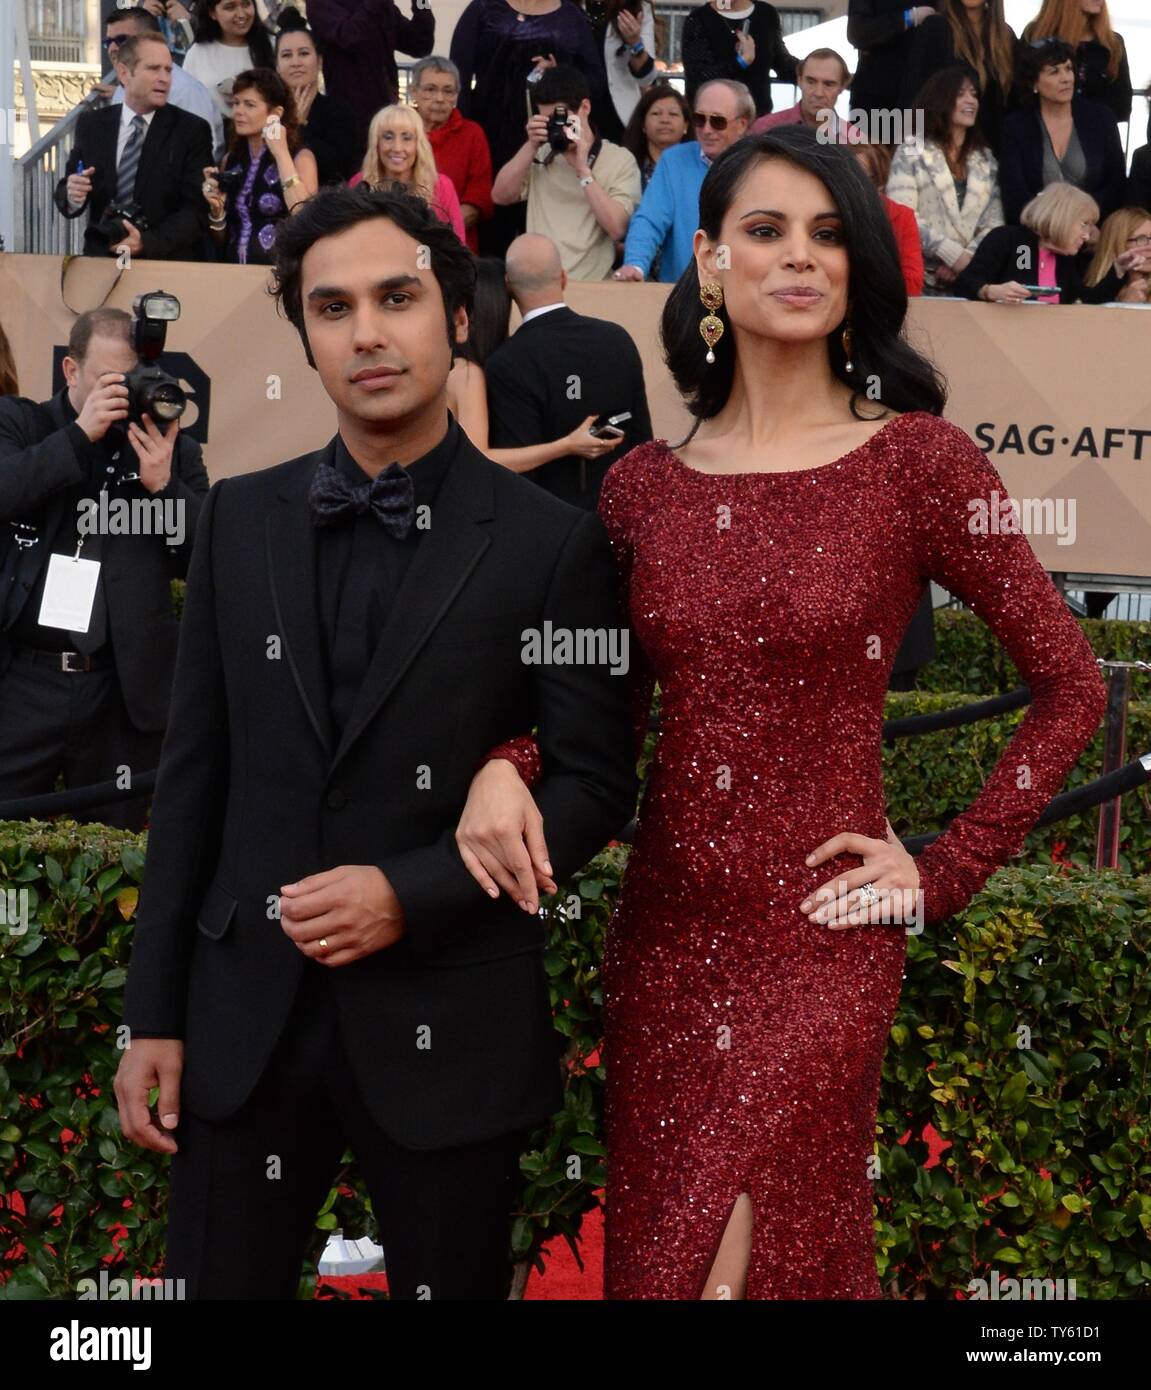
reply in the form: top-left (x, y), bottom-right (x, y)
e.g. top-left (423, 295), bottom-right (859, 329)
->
top-left (202, 68), bottom-right (318, 264)
top-left (54, 32), bottom-right (213, 261)
top-left (0, 308), bottom-right (209, 830)
top-left (490, 64), bottom-right (641, 282)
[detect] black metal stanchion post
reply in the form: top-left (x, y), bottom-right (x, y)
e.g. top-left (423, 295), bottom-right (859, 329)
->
top-left (1095, 662), bottom-right (1132, 870)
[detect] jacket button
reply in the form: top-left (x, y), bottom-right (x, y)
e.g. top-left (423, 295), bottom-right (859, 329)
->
top-left (326, 788), bottom-right (347, 810)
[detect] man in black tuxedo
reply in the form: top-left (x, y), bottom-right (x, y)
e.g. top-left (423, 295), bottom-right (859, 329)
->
top-left (0, 308), bottom-right (208, 829)
top-left (54, 32), bottom-right (211, 261)
top-left (484, 233), bottom-right (653, 509)
top-left (115, 186), bottom-right (638, 1299)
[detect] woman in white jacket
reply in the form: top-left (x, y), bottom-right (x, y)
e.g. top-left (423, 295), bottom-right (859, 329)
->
top-left (582, 0), bottom-right (660, 138)
top-left (887, 65), bottom-right (1004, 295)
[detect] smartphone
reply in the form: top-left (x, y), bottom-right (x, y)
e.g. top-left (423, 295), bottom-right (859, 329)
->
top-left (1017, 285), bottom-right (1060, 298)
top-left (589, 411), bottom-right (632, 439)
top-left (75, 159), bottom-right (85, 175)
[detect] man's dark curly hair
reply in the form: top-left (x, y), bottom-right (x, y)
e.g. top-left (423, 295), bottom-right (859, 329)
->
top-left (269, 184), bottom-right (477, 368)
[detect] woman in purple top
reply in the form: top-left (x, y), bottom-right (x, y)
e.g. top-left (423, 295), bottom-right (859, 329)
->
top-left (450, 0), bottom-right (610, 253)
top-left (202, 68), bottom-right (318, 265)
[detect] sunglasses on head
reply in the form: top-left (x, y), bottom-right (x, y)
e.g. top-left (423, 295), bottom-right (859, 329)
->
top-left (693, 112), bottom-right (730, 130)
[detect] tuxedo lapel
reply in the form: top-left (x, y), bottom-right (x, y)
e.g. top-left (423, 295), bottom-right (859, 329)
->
top-left (92, 108), bottom-right (120, 210)
top-left (330, 436), bottom-right (495, 774)
top-left (265, 431), bottom-right (498, 774)
top-left (266, 445), bottom-right (337, 759)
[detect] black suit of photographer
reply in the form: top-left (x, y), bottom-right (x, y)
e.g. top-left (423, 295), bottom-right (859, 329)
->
top-left (0, 388), bottom-right (208, 826)
top-left (53, 102), bottom-right (212, 260)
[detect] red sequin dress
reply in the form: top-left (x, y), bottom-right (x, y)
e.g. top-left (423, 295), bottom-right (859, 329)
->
top-left (492, 411), bottom-right (1106, 1300)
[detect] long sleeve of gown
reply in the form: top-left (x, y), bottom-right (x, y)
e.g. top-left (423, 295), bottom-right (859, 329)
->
top-left (903, 417), bottom-right (1107, 924)
top-left (482, 454), bottom-right (657, 790)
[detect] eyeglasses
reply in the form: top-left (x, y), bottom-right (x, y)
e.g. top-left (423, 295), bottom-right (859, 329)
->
top-left (1126, 234), bottom-right (1151, 247)
top-left (693, 113), bottom-right (730, 131)
top-left (102, 35), bottom-right (125, 49)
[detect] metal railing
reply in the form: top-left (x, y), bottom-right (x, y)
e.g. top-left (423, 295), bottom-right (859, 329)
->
top-left (13, 84), bottom-right (106, 255)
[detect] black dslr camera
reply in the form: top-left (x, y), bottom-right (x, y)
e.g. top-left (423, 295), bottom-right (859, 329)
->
top-left (546, 103), bottom-right (574, 154)
top-left (123, 291), bottom-right (187, 425)
top-left (212, 164), bottom-right (247, 195)
top-left (92, 200), bottom-right (149, 245)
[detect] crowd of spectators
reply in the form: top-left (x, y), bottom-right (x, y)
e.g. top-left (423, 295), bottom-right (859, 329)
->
top-left (51, 2), bottom-right (1149, 305)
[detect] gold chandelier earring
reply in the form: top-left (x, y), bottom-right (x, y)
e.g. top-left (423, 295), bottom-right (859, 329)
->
top-left (841, 320), bottom-right (855, 374)
top-left (699, 281), bottom-right (725, 363)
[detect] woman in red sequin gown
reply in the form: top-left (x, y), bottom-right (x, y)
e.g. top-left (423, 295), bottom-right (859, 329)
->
top-left (458, 128), bottom-right (1107, 1299)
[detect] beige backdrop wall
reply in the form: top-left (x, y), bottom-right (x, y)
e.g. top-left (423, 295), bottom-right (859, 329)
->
top-left (2, 254), bottom-right (1149, 576)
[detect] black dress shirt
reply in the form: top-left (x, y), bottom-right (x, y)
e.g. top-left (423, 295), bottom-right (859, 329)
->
top-left (315, 413), bottom-right (458, 740)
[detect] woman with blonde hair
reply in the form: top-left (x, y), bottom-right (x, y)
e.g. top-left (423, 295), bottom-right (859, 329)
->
top-left (350, 104), bottom-right (467, 242)
top-left (1022, 0), bottom-right (1132, 126)
top-left (1085, 205), bottom-right (1151, 303)
top-left (953, 179), bottom-right (1112, 303)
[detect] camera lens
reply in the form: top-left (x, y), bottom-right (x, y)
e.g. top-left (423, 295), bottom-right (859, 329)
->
top-left (147, 381), bottom-right (187, 421)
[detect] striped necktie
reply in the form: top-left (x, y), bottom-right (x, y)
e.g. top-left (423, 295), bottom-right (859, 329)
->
top-left (115, 114), bottom-right (146, 205)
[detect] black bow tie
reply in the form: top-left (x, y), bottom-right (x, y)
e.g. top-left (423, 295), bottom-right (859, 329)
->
top-left (308, 459), bottom-right (415, 538)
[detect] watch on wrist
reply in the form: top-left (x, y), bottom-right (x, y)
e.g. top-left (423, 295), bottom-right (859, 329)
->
top-left (578, 173), bottom-right (594, 187)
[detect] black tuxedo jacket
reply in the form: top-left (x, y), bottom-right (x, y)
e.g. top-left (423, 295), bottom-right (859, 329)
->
top-left (53, 103), bottom-right (212, 260)
top-left (121, 420), bottom-right (639, 1149)
top-left (0, 390), bottom-right (209, 730)
top-left (484, 305), bottom-right (653, 508)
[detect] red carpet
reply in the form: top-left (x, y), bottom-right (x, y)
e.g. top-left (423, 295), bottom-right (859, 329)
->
top-left (321, 1124), bottom-right (951, 1298)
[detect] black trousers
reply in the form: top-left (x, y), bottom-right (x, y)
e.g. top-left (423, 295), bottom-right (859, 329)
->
top-left (165, 963), bottom-right (530, 1300)
top-left (0, 645), bottom-right (161, 830)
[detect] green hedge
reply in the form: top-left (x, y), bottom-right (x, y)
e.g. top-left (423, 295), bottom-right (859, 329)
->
top-left (2, 603), bottom-right (1147, 1296)
top-left (883, 692), bottom-right (1151, 876)
top-left (918, 611), bottom-right (1151, 696)
top-left (2, 824), bottom-right (1148, 1299)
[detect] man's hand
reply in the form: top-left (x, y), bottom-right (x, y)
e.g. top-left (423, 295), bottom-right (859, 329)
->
top-left (114, 1037), bottom-right (184, 1154)
top-left (563, 110), bottom-right (595, 175)
top-left (66, 166), bottom-right (95, 208)
top-left (613, 264), bottom-right (645, 281)
top-left (76, 371), bottom-right (130, 442)
top-left (110, 218), bottom-right (144, 257)
top-left (128, 413), bottom-right (178, 493)
top-left (279, 866), bottom-right (405, 966)
top-left (455, 758), bottom-right (556, 912)
top-left (525, 112), bottom-right (550, 150)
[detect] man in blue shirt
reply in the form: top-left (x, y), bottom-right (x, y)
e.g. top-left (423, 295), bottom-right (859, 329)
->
top-left (614, 78), bottom-right (755, 283)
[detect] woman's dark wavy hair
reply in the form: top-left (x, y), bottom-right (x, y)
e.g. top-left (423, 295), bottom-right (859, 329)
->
top-left (227, 68), bottom-right (303, 157)
top-left (454, 257), bottom-right (512, 367)
top-left (1017, 38), bottom-right (1076, 105)
top-left (270, 185), bottom-right (477, 370)
top-left (917, 66), bottom-right (989, 155)
top-left (661, 126), bottom-right (947, 434)
top-left (194, 0), bottom-right (276, 69)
